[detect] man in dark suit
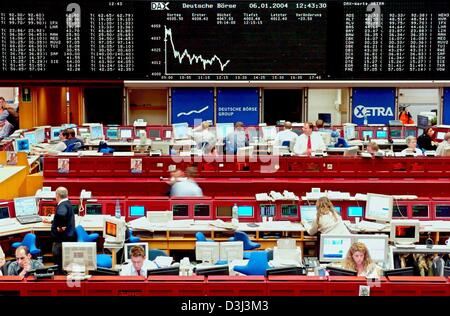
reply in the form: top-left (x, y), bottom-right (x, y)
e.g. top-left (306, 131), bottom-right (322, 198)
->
top-left (43, 187), bottom-right (75, 273)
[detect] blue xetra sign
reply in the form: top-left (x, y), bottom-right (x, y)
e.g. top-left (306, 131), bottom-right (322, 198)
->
top-left (352, 88), bottom-right (396, 125)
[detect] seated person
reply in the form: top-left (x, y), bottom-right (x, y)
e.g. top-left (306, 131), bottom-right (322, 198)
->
top-left (342, 242), bottom-right (382, 278)
top-left (274, 121), bottom-right (298, 147)
top-left (0, 119), bottom-right (14, 140)
top-left (302, 197), bottom-right (350, 235)
top-left (64, 128), bottom-right (84, 152)
top-left (32, 129), bottom-right (68, 156)
top-left (366, 142), bottom-right (384, 156)
top-left (224, 122), bottom-right (249, 154)
top-left (401, 136), bottom-right (423, 156)
top-left (436, 132), bottom-right (450, 156)
top-left (0, 245), bottom-right (5, 276)
top-left (192, 121), bottom-right (216, 153)
top-left (120, 245), bottom-right (157, 276)
top-left (293, 122), bottom-right (326, 155)
top-left (315, 119), bottom-right (325, 130)
top-left (7, 246), bottom-right (44, 276)
top-left (170, 167), bottom-right (203, 197)
top-left (417, 127), bottom-right (437, 151)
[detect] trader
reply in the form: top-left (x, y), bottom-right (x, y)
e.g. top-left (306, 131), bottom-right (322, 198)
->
top-left (293, 122), bottom-right (326, 155)
top-left (7, 246), bottom-right (44, 276)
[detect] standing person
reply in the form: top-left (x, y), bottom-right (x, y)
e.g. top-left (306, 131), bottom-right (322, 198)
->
top-left (302, 197), bottom-right (350, 235)
top-left (293, 122), bottom-right (326, 155)
top-left (274, 121), bottom-right (298, 147)
top-left (43, 187), bottom-right (76, 272)
top-left (342, 242), bottom-right (382, 278)
top-left (192, 121), bottom-right (216, 153)
top-left (224, 122), bottom-right (249, 154)
top-left (7, 246), bottom-right (44, 276)
top-left (170, 166), bottom-right (203, 197)
top-left (399, 106), bottom-right (414, 125)
top-left (417, 127), bottom-right (438, 151)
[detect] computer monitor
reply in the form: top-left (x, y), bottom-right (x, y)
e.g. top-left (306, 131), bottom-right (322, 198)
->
top-left (436, 132), bottom-right (446, 140)
top-left (195, 265), bottom-right (229, 276)
top-left (260, 204), bottom-right (276, 217)
top-left (13, 196), bottom-right (38, 217)
top-left (262, 126), bottom-right (277, 141)
top-left (106, 128), bottom-right (119, 140)
top-left (14, 138), bottom-right (30, 153)
top-left (78, 127), bottom-right (89, 134)
top-left (149, 129), bottom-right (160, 138)
top-left (41, 204), bottom-right (56, 217)
top-left (129, 205), bottom-right (145, 217)
top-left (405, 129), bottom-right (416, 138)
top-left (375, 130), bottom-right (388, 139)
top-left (417, 115), bottom-right (429, 129)
top-left (319, 235), bottom-right (353, 262)
top-left (281, 205), bottom-right (298, 217)
top-left (216, 206), bottom-right (232, 217)
top-left (103, 217), bottom-right (126, 243)
top-left (237, 206), bottom-right (253, 217)
top-left (365, 193), bottom-right (393, 223)
top-left (347, 206), bottom-right (363, 217)
top-left (172, 123), bottom-right (189, 140)
top-left (215, 123), bottom-right (234, 140)
top-left (85, 204), bottom-right (102, 215)
top-left (334, 206), bottom-right (341, 215)
top-left (50, 127), bottom-right (62, 141)
top-left (318, 113), bottom-right (332, 124)
top-left (91, 267), bottom-right (120, 276)
top-left (151, 141), bottom-right (170, 155)
top-left (124, 243), bottom-right (149, 262)
top-left (266, 266), bottom-right (306, 276)
top-left (89, 124), bottom-right (104, 141)
top-left (195, 241), bottom-right (220, 264)
top-left (0, 206), bottom-right (10, 219)
top-left (326, 266), bottom-right (357, 276)
top-left (147, 266), bottom-right (180, 276)
top-left (355, 235), bottom-right (388, 263)
top-left (300, 205), bottom-right (317, 222)
top-left (219, 241), bottom-right (244, 261)
top-left (390, 129), bottom-right (402, 139)
top-left (390, 219), bottom-right (420, 246)
top-left (119, 128), bottom-right (133, 140)
top-left (34, 128), bottom-right (46, 144)
top-left (147, 211), bottom-right (173, 223)
top-left (362, 130), bottom-right (373, 139)
top-left (384, 267), bottom-right (414, 277)
top-left (343, 124), bottom-right (356, 140)
top-left (62, 242), bottom-right (97, 272)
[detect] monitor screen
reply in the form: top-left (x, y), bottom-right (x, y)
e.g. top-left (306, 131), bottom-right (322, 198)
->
top-left (41, 204), bottom-right (56, 216)
top-left (149, 129), bottom-right (160, 138)
top-left (50, 127), bottom-right (62, 141)
top-left (436, 132), bottom-right (446, 140)
top-left (15, 139), bottom-right (30, 153)
top-left (217, 206), bottom-right (232, 217)
top-left (262, 126), bottom-right (277, 141)
top-left (362, 130), bottom-right (373, 139)
top-left (172, 123), bottom-right (189, 140)
top-left (147, 266), bottom-right (180, 276)
top-left (300, 205), bottom-right (317, 222)
top-left (347, 206), bottom-right (363, 217)
top-left (390, 129), bottom-right (402, 138)
top-left (105, 221), bottom-right (117, 237)
top-left (215, 123), bottom-right (234, 139)
top-left (393, 205), bottom-right (407, 218)
top-left (334, 206), bottom-right (341, 215)
top-left (376, 130), bottom-right (387, 139)
top-left (0, 206), bottom-right (10, 219)
top-left (281, 205), bottom-right (298, 217)
top-left (129, 205), bottom-right (145, 217)
top-left (260, 204), bottom-right (276, 217)
top-left (320, 235), bottom-right (352, 262)
top-left (405, 129), bottom-right (416, 137)
top-left (237, 206), bottom-right (253, 217)
top-left (435, 205), bottom-right (450, 218)
top-left (90, 125), bottom-right (104, 140)
top-left (417, 115), bottom-right (429, 129)
top-left (72, 204), bottom-right (79, 215)
top-left (355, 236), bottom-right (388, 262)
top-left (194, 205), bottom-right (210, 217)
top-left (14, 196), bottom-right (38, 217)
top-left (86, 204), bottom-right (102, 215)
top-left (395, 225), bottom-right (416, 239)
top-left (34, 128), bottom-right (46, 143)
top-left (106, 128), bottom-right (119, 140)
top-left (172, 204), bottom-right (189, 217)
top-left (390, 220), bottom-right (420, 245)
top-left (318, 113), bottom-right (331, 124)
top-left (120, 129), bottom-right (133, 139)
top-left (365, 193), bottom-right (393, 222)
top-left (344, 125), bottom-right (355, 140)
top-left (412, 205), bottom-right (429, 218)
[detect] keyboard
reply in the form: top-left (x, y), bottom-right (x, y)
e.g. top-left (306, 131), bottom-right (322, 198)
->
top-left (16, 215), bottom-right (42, 225)
top-left (0, 218), bottom-right (17, 227)
top-left (354, 220), bottom-right (387, 231)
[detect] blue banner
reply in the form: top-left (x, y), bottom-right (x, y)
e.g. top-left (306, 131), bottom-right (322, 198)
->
top-left (216, 88), bottom-right (259, 125)
top-left (352, 88), bottom-right (396, 125)
top-left (443, 88), bottom-right (450, 125)
top-left (171, 88), bottom-right (214, 125)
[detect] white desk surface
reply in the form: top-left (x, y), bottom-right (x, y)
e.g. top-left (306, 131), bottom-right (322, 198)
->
top-left (0, 166), bottom-right (26, 183)
top-left (345, 220), bottom-right (450, 233)
top-left (27, 155), bottom-right (40, 166)
top-left (325, 146), bottom-right (359, 153)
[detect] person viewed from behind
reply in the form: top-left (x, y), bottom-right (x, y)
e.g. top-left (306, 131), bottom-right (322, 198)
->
top-left (120, 246), bottom-right (157, 276)
top-left (274, 121), bottom-right (298, 147)
top-left (170, 166), bottom-right (203, 197)
top-left (315, 119), bottom-right (325, 130)
top-left (342, 242), bottom-right (382, 278)
top-left (366, 142), bottom-right (384, 156)
top-left (7, 246), bottom-right (44, 276)
top-left (417, 127), bottom-right (437, 151)
top-left (192, 121), bottom-right (216, 153)
top-left (302, 197), bottom-right (350, 235)
top-left (401, 136), bottom-right (423, 156)
top-left (293, 122), bottom-right (326, 156)
top-left (436, 132), bottom-right (450, 156)
top-left (224, 122), bottom-right (249, 154)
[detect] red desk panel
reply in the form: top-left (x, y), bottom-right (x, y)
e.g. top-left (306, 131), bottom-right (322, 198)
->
top-left (147, 276), bottom-right (206, 296)
top-left (206, 276), bottom-right (267, 296)
top-left (267, 276), bottom-right (329, 296)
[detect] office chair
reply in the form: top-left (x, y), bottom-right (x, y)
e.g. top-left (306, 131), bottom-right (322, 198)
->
top-left (65, 141), bottom-right (83, 153)
top-left (228, 231), bottom-right (261, 259)
top-left (148, 249), bottom-right (168, 261)
top-left (12, 233), bottom-right (41, 256)
top-left (96, 254), bottom-right (113, 269)
top-left (334, 138), bottom-right (349, 148)
top-left (75, 225), bottom-right (99, 243)
top-left (195, 232), bottom-right (213, 242)
top-left (233, 251), bottom-right (270, 276)
top-left (126, 228), bottom-right (140, 243)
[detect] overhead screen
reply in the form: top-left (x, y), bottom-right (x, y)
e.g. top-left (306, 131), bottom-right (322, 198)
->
top-left (0, 1), bottom-right (449, 81)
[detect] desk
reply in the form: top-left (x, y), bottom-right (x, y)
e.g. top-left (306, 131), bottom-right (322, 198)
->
top-left (0, 166), bottom-right (27, 199)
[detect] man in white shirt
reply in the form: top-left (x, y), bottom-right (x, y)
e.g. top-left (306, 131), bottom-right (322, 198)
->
top-left (293, 122), bottom-right (326, 155)
top-left (120, 245), bottom-right (157, 276)
top-left (170, 167), bottom-right (203, 197)
top-left (401, 136), bottom-right (423, 156)
top-left (274, 121), bottom-right (298, 147)
top-left (192, 121), bottom-right (216, 153)
top-left (436, 132), bottom-right (450, 156)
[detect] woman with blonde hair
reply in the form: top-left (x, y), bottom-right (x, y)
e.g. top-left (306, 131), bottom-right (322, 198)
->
top-left (303, 197), bottom-right (350, 235)
top-left (342, 242), bottom-right (382, 277)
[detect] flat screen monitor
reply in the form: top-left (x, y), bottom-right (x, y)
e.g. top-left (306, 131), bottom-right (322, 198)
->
top-left (266, 266), bottom-right (306, 276)
top-left (195, 265), bottom-right (229, 276)
top-left (215, 123), bottom-right (234, 140)
top-left (195, 241), bottom-right (220, 264)
top-left (435, 205), bottom-right (450, 218)
top-left (71, 204), bottom-right (79, 215)
top-left (216, 206), bottom-right (232, 217)
top-left (103, 217), bottom-right (126, 243)
top-left (91, 267), bottom-right (120, 276)
top-left (390, 220), bottom-right (420, 245)
top-left (194, 205), bottom-right (210, 217)
top-left (237, 206), bottom-right (253, 217)
top-left (334, 206), bottom-right (341, 215)
top-left (319, 235), bottom-right (353, 262)
top-left (262, 126), bottom-right (277, 141)
top-left (129, 205), bottom-right (145, 217)
top-left (14, 196), bottom-right (38, 217)
top-left (106, 128), bottom-right (119, 140)
top-left (390, 129), bottom-right (402, 139)
top-left (147, 266), bottom-right (180, 276)
top-left (318, 113), bottom-right (332, 124)
top-left (326, 266), bottom-right (357, 276)
top-left (89, 124), bottom-right (104, 141)
top-left (436, 132), bottom-right (446, 140)
top-left (50, 127), bottom-right (62, 141)
top-left (85, 204), bottom-right (102, 215)
top-left (219, 241), bottom-right (244, 261)
top-left (0, 206), bottom-right (10, 219)
top-left (300, 205), bottom-right (317, 222)
top-left (417, 115), bottom-right (429, 129)
top-left (149, 129), bottom-right (160, 138)
top-left (376, 130), bottom-right (388, 139)
top-left (355, 235), bottom-right (388, 263)
top-left (281, 205), bottom-right (298, 217)
top-left (124, 243), bottom-right (149, 262)
top-left (347, 206), bottom-right (363, 217)
top-left (365, 193), bottom-right (393, 223)
top-left (34, 128), bottom-right (46, 143)
top-left (343, 125), bottom-right (356, 140)
top-left (119, 128), bottom-right (133, 139)
top-left (384, 267), bottom-right (414, 277)
top-left (62, 242), bottom-right (97, 272)
top-left (41, 204), bottom-right (56, 217)
top-left (14, 138), bottom-right (30, 153)
top-left (404, 129), bottom-right (416, 138)
top-left (172, 123), bottom-right (189, 140)
top-left (260, 204), bottom-right (276, 217)
top-left (362, 130), bottom-right (373, 139)
top-left (172, 204), bottom-right (189, 217)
